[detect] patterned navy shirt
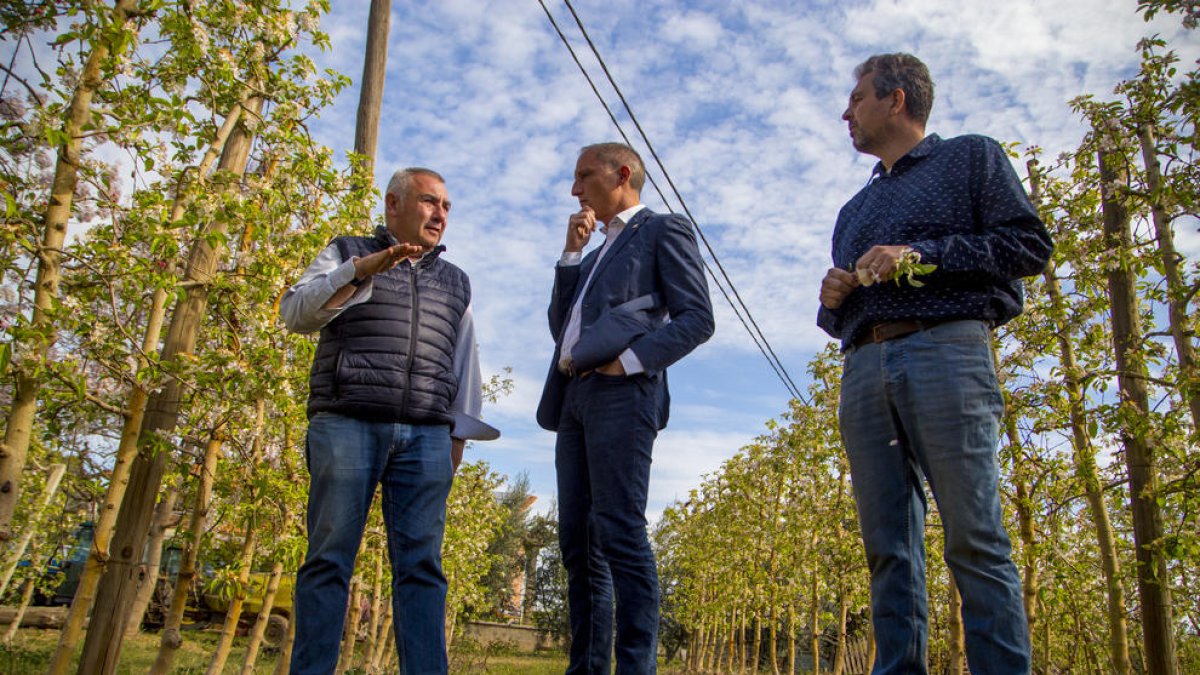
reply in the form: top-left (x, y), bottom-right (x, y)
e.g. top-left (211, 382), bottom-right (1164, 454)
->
top-left (818, 134), bottom-right (1053, 350)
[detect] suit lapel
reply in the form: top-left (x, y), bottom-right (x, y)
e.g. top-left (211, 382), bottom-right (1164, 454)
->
top-left (581, 208), bottom-right (649, 302)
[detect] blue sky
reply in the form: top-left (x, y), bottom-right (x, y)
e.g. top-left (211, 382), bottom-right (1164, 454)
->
top-left (299, 0), bottom-right (1200, 519)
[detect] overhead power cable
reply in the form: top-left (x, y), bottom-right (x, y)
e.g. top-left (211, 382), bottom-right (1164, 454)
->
top-left (537, 0), bottom-right (807, 404)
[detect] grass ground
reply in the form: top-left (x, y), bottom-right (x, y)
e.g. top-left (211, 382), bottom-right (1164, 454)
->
top-left (2, 628), bottom-right (685, 674)
top-left (1, 628), bottom-right (278, 674)
top-left (1, 628), bottom-right (688, 673)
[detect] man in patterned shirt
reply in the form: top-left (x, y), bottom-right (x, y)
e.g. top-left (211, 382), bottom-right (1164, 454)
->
top-left (818, 53), bottom-right (1052, 674)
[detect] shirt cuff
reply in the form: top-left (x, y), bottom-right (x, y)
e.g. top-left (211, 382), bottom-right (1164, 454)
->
top-left (451, 413), bottom-right (501, 441)
top-left (559, 251), bottom-right (583, 266)
top-left (618, 348), bottom-right (644, 375)
top-left (327, 257), bottom-right (371, 307)
top-left (908, 240), bottom-right (942, 266)
top-left (330, 257), bottom-right (359, 286)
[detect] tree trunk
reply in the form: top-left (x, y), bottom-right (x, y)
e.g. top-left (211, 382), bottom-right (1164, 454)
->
top-left (809, 577), bottom-right (820, 675)
top-left (1000, 382), bottom-right (1041, 662)
top-left (368, 611), bottom-right (395, 675)
top-left (274, 599), bottom-right (299, 675)
top-left (337, 576), bottom-right (364, 673)
top-left (50, 90), bottom-right (245, 675)
top-left (720, 614), bottom-right (729, 672)
top-left (738, 608), bottom-right (748, 674)
top-left (149, 428), bottom-right (223, 675)
top-left (701, 617), bottom-right (714, 673)
top-left (1029, 157), bottom-right (1133, 674)
top-left (354, 0), bottom-right (391, 177)
top-left (1137, 123), bottom-right (1200, 430)
top-left (1098, 143), bottom-right (1178, 675)
top-left (366, 605), bottom-right (393, 674)
top-left (1045, 266), bottom-right (1132, 673)
top-left (750, 612), bottom-right (762, 674)
top-left (205, 521), bottom-right (260, 675)
top-left (208, 396), bottom-right (269, 675)
top-left (75, 94), bottom-right (263, 675)
top-left (0, 463), bottom-right (66, 597)
top-left (1038, 595), bottom-right (1050, 673)
top-left (0, 0), bottom-right (139, 543)
top-left (1009, 434), bottom-right (1039, 626)
top-left (832, 593), bottom-right (848, 675)
top-left (363, 546), bottom-right (385, 666)
top-left (786, 602), bottom-right (796, 675)
top-left (47, 288), bottom-right (168, 675)
top-left (689, 619), bottom-right (700, 672)
top-left (125, 484), bottom-right (181, 637)
top-left (0, 0), bottom-right (140, 543)
top-left (947, 574), bottom-right (965, 674)
top-left (3, 578), bottom-right (35, 644)
top-left (240, 556), bottom-right (287, 675)
top-left (768, 603), bottom-right (779, 675)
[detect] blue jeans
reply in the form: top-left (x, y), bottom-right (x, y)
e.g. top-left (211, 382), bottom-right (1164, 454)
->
top-left (839, 320), bottom-right (1030, 675)
top-left (291, 413), bottom-right (454, 675)
top-left (556, 373), bottom-right (662, 674)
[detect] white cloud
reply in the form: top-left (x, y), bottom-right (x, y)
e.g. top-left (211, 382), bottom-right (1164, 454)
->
top-left (648, 428), bottom-right (759, 517)
top-left (661, 11), bottom-right (726, 49)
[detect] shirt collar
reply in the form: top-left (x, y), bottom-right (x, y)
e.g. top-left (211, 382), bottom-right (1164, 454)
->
top-left (600, 203), bottom-right (646, 235)
top-left (872, 133), bottom-right (942, 180)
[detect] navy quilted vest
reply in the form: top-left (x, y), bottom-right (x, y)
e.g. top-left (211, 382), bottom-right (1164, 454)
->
top-left (306, 226), bottom-right (470, 424)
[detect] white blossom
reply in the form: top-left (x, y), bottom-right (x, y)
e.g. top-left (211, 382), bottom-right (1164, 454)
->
top-left (191, 19), bottom-right (211, 54)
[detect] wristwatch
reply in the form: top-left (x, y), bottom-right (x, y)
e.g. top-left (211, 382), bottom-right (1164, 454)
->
top-left (349, 275), bottom-right (366, 287)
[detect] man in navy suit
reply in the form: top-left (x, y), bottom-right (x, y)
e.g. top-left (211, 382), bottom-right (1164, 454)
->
top-left (537, 142), bottom-right (714, 674)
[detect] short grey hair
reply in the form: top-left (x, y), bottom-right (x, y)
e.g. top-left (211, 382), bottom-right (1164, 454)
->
top-left (854, 53), bottom-right (934, 124)
top-left (581, 142), bottom-right (646, 193)
top-left (385, 167), bottom-right (445, 199)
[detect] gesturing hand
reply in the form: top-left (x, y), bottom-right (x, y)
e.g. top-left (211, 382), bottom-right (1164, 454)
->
top-left (565, 207), bottom-right (597, 253)
top-left (353, 243), bottom-right (425, 280)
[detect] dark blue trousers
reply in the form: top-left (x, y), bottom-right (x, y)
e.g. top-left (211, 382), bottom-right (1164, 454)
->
top-left (555, 373), bottom-right (662, 675)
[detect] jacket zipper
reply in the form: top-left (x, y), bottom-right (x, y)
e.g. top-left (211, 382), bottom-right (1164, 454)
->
top-left (399, 262), bottom-right (419, 418)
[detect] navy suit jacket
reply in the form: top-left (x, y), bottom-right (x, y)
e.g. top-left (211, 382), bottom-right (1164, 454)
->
top-left (536, 208), bottom-right (715, 431)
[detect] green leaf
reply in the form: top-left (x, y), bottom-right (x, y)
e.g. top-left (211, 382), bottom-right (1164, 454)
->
top-left (0, 343), bottom-right (9, 375)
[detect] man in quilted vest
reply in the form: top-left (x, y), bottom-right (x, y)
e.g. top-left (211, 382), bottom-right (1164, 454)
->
top-left (281, 167), bottom-right (498, 674)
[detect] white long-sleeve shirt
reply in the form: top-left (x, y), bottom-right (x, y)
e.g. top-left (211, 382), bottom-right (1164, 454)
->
top-left (557, 204), bottom-right (647, 375)
top-left (279, 245), bottom-right (495, 441)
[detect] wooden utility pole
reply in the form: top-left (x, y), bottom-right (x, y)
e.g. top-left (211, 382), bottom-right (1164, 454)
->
top-left (354, 0), bottom-right (391, 173)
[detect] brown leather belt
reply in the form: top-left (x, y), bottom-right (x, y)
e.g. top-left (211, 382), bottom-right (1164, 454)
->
top-left (560, 363), bottom-right (595, 379)
top-left (853, 319), bottom-right (945, 349)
